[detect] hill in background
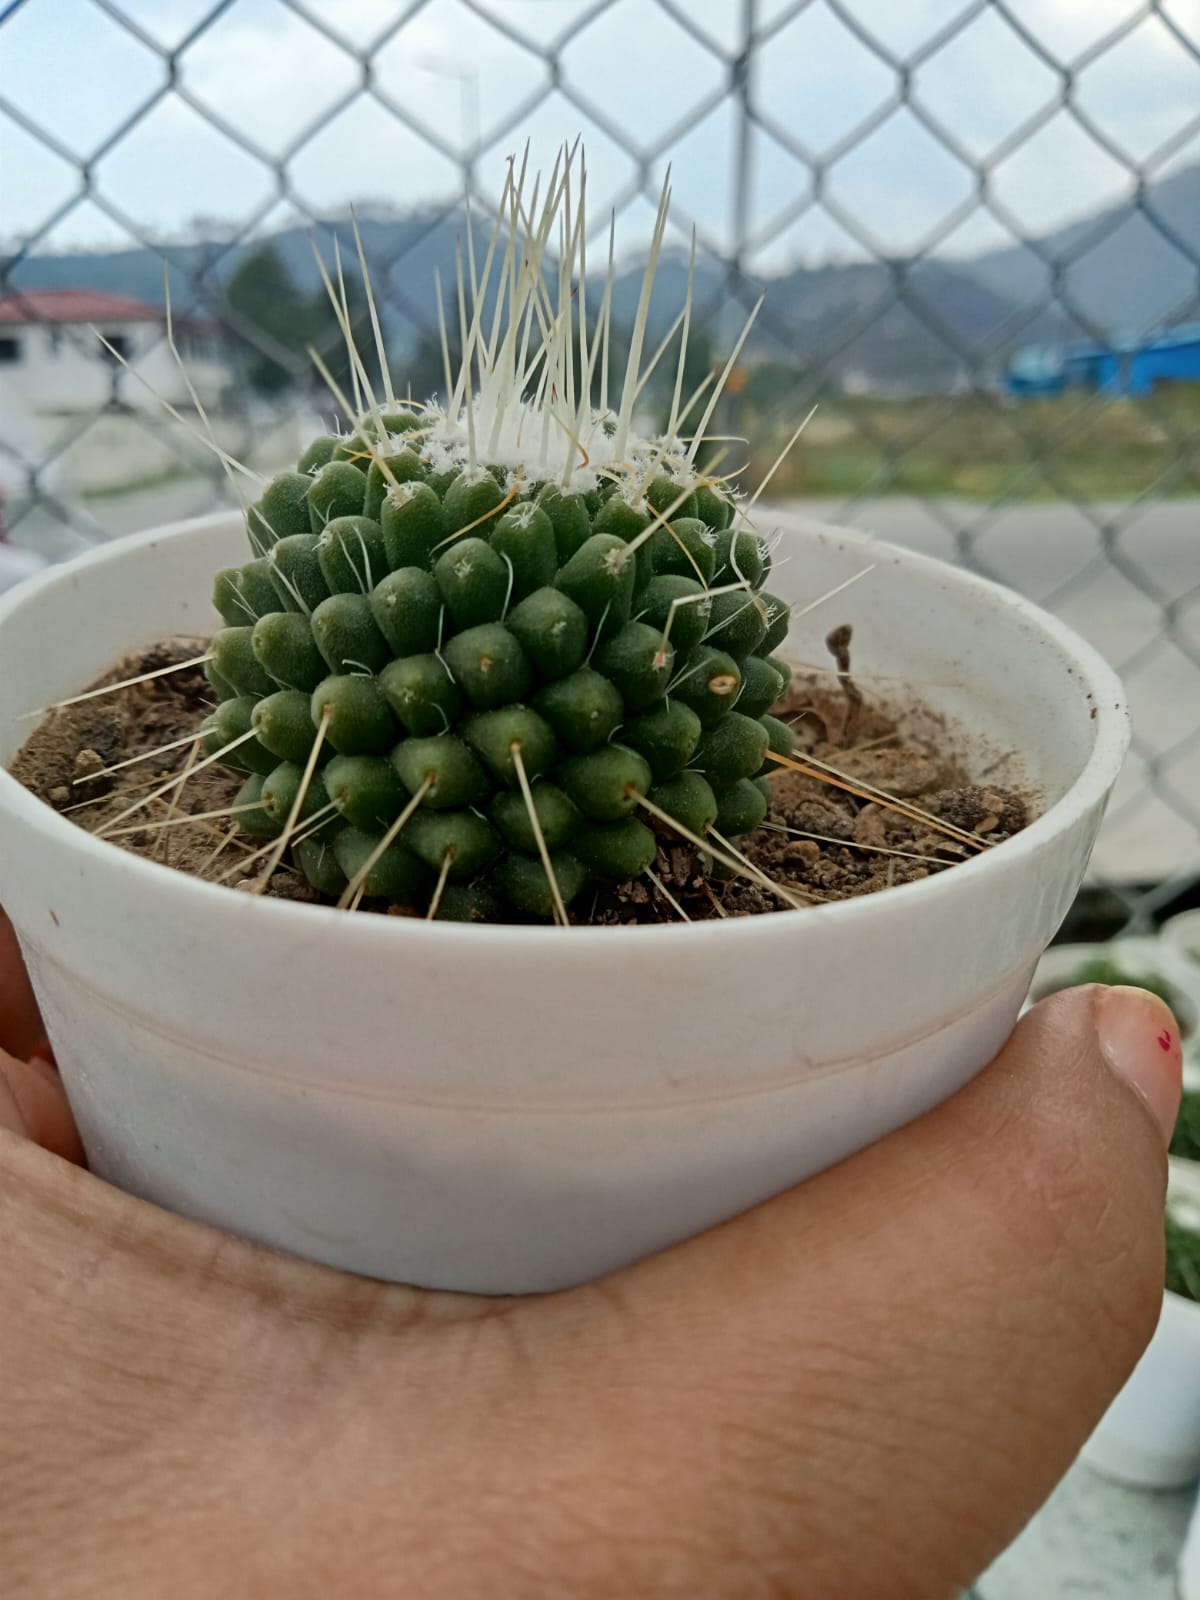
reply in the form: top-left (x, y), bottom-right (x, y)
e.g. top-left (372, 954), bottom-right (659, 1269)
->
top-left (5, 161), bottom-right (1197, 394)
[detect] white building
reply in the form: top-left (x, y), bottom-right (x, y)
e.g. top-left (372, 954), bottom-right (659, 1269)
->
top-left (0, 289), bottom-right (230, 414)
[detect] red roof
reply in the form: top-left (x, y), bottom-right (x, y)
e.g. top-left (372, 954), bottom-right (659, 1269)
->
top-left (0, 290), bottom-right (168, 326)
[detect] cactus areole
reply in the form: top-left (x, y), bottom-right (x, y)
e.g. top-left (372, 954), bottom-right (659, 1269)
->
top-left (200, 155), bottom-right (797, 923)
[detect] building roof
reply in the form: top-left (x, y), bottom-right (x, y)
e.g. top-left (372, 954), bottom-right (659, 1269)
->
top-left (1064, 321), bottom-right (1200, 360)
top-left (1009, 319), bottom-right (1200, 383)
top-left (0, 289), bottom-right (169, 326)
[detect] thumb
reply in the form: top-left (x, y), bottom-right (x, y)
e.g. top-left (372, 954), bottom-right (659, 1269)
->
top-left (576, 985), bottom-right (1180, 1599)
top-left (0, 1049), bottom-right (84, 1164)
top-left (0, 909), bottom-right (46, 1062)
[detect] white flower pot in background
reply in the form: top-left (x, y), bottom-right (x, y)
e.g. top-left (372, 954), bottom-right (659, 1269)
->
top-left (0, 513), bottom-right (1129, 1293)
top-left (1083, 1161), bottom-right (1200, 1491)
top-left (1164, 910), bottom-right (1200, 974)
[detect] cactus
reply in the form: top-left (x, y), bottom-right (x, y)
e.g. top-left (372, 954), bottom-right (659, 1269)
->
top-left (200, 152), bottom-right (796, 922)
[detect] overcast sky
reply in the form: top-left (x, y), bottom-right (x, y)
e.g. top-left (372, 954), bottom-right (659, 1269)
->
top-left (3, 0), bottom-right (1199, 268)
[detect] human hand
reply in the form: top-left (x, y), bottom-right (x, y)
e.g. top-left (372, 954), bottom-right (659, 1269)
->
top-left (0, 913), bottom-right (1181, 1600)
top-left (0, 909), bottom-right (81, 1162)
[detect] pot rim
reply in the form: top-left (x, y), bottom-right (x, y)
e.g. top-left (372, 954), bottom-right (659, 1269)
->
top-left (0, 511), bottom-right (1131, 949)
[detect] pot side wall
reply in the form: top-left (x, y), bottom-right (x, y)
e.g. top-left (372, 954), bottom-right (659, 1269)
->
top-left (0, 515), bottom-right (1129, 1291)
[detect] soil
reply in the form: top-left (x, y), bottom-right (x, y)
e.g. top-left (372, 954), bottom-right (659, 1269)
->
top-left (9, 634), bottom-right (1030, 925)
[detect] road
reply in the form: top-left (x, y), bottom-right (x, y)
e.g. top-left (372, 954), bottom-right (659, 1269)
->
top-left (11, 484), bottom-right (1200, 883)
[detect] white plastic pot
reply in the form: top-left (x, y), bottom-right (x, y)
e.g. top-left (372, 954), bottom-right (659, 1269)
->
top-left (1082, 1161), bottom-right (1200, 1490)
top-left (0, 512), bottom-right (1129, 1293)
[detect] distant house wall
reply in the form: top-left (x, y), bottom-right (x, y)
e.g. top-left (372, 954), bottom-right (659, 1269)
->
top-left (1136, 340), bottom-right (1200, 391)
top-left (1008, 328), bottom-right (1200, 397)
top-left (1096, 343), bottom-right (1200, 395)
top-left (1007, 372), bottom-right (1064, 395)
top-left (1092, 353), bottom-right (1125, 393)
top-left (0, 319), bottom-right (229, 413)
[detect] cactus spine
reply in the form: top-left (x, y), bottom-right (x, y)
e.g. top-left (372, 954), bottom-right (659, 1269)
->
top-left (202, 150), bottom-right (795, 921)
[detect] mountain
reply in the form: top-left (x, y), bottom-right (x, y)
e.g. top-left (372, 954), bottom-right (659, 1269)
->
top-left (742, 258), bottom-right (1020, 387)
top-left (599, 252), bottom-right (1019, 387)
top-left (963, 162), bottom-right (1200, 342)
top-left (5, 162), bottom-right (1197, 392)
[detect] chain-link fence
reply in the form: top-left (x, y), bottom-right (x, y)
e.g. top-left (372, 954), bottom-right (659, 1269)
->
top-left (2, 0), bottom-right (1198, 930)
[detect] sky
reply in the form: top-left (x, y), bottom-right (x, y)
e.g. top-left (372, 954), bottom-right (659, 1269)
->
top-left (2, 0), bottom-right (1199, 270)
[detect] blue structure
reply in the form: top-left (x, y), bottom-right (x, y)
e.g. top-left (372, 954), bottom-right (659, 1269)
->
top-left (1007, 322), bottom-right (1200, 397)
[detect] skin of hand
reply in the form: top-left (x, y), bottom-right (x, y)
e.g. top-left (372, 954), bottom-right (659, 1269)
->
top-left (0, 904), bottom-right (1183, 1600)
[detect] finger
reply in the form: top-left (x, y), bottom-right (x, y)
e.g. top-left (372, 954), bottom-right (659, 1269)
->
top-left (0, 909), bottom-right (46, 1062)
top-left (0, 1049), bottom-right (84, 1164)
top-left (540, 986), bottom-right (1179, 1599)
top-left (0, 1125), bottom-right (526, 1599)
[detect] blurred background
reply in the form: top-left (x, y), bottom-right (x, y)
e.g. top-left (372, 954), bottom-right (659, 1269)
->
top-left (2, 0), bottom-right (1200, 1587)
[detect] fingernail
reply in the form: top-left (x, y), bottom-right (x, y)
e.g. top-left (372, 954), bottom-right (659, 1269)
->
top-left (1095, 985), bottom-right (1183, 1145)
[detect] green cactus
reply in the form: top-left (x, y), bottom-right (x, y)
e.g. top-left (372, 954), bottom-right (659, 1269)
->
top-left (197, 150), bottom-right (796, 922)
top-left (204, 440), bottom-right (790, 922)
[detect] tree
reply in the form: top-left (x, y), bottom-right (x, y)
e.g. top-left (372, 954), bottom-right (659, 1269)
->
top-left (223, 241), bottom-right (392, 403)
top-left (222, 245), bottom-right (313, 396)
top-left (308, 266), bottom-right (378, 405)
top-left (398, 324), bottom-right (460, 408)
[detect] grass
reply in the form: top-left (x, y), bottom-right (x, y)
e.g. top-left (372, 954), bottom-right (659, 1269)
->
top-left (77, 384), bottom-right (1200, 508)
top-left (1166, 1209), bottom-right (1200, 1302)
top-left (1171, 1090), bottom-right (1200, 1163)
top-left (740, 385), bottom-right (1200, 502)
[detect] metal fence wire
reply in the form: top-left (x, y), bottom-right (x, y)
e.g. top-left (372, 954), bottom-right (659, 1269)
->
top-left (2, 0), bottom-right (1199, 930)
